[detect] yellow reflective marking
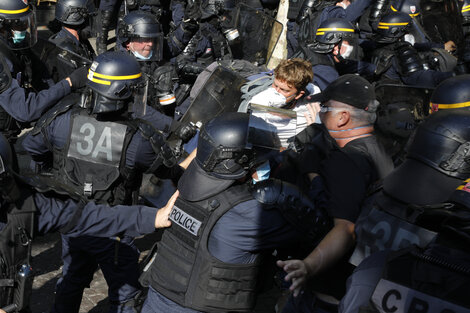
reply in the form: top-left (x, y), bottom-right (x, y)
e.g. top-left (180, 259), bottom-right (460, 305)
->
top-left (391, 5), bottom-right (419, 17)
top-left (378, 22), bottom-right (409, 26)
top-left (463, 5), bottom-right (470, 13)
top-left (316, 27), bottom-right (355, 33)
top-left (0, 6), bottom-right (29, 14)
top-left (90, 71), bottom-right (142, 80)
top-left (431, 101), bottom-right (470, 110)
top-left (377, 26), bottom-right (389, 29)
top-left (89, 77), bottom-right (111, 85)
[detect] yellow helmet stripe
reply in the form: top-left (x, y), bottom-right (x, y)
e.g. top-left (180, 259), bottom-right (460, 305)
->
top-left (316, 27), bottom-right (355, 33)
top-left (391, 5), bottom-right (419, 17)
top-left (377, 25), bottom-right (389, 29)
top-left (89, 70), bottom-right (142, 80)
top-left (378, 22), bottom-right (409, 26)
top-left (431, 101), bottom-right (470, 110)
top-left (89, 77), bottom-right (111, 86)
top-left (0, 6), bottom-right (29, 14)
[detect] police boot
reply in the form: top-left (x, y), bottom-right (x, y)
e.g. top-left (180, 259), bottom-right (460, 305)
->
top-left (96, 10), bottom-right (114, 54)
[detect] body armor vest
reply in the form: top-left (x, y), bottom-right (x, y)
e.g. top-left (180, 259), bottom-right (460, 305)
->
top-left (350, 193), bottom-right (439, 266)
top-left (0, 192), bottom-right (36, 311)
top-left (54, 108), bottom-right (139, 205)
top-left (33, 95), bottom-right (143, 205)
top-left (364, 246), bottom-right (470, 312)
top-left (149, 184), bottom-right (260, 312)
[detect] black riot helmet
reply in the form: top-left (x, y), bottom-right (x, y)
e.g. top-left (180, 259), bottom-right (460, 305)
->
top-left (390, 0), bottom-right (421, 18)
top-left (313, 18), bottom-right (357, 54)
top-left (178, 112), bottom-right (281, 200)
top-left (462, 0), bottom-right (470, 25)
top-left (86, 51), bottom-right (146, 115)
top-left (0, 0), bottom-right (37, 50)
top-left (374, 11), bottom-right (412, 43)
top-left (200, 0), bottom-right (228, 19)
top-left (55, 0), bottom-right (95, 26)
top-left (429, 75), bottom-right (470, 113)
top-left (384, 109), bottom-right (470, 205)
top-left (117, 10), bottom-right (164, 62)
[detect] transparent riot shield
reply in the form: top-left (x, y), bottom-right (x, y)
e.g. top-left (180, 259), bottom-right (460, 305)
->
top-left (420, 0), bottom-right (463, 45)
top-left (232, 3), bottom-right (283, 65)
top-left (248, 103), bottom-right (297, 149)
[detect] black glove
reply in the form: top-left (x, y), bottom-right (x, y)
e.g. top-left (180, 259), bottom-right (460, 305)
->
top-left (68, 66), bottom-right (88, 90)
top-left (178, 122), bottom-right (198, 143)
top-left (153, 65), bottom-right (176, 96)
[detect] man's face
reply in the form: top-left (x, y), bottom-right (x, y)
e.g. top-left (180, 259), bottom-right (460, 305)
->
top-left (272, 78), bottom-right (303, 103)
top-left (127, 37), bottom-right (154, 57)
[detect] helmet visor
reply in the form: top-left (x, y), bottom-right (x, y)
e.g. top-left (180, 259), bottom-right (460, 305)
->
top-left (1, 8), bottom-right (37, 49)
top-left (132, 80), bottom-right (148, 118)
top-left (129, 34), bottom-right (163, 62)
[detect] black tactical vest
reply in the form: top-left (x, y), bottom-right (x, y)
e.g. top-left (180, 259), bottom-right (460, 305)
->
top-left (0, 192), bottom-right (36, 310)
top-left (52, 108), bottom-right (142, 205)
top-left (364, 246), bottom-right (470, 313)
top-left (148, 184), bottom-right (260, 312)
top-left (350, 193), bottom-right (438, 266)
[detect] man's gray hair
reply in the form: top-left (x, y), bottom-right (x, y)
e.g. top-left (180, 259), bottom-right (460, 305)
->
top-left (347, 100), bottom-right (379, 126)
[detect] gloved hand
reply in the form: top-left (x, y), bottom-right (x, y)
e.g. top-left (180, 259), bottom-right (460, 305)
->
top-left (67, 66), bottom-right (88, 90)
top-left (177, 122), bottom-right (198, 143)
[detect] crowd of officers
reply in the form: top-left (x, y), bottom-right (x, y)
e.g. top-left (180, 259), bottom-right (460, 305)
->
top-left (0, 0), bottom-right (470, 312)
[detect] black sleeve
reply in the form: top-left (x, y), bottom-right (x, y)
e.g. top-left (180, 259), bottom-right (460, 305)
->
top-left (318, 150), bottom-right (372, 222)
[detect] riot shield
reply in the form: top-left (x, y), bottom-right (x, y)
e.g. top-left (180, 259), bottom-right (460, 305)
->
top-left (231, 3), bottom-right (283, 65)
top-left (420, 0), bottom-right (463, 45)
top-left (374, 83), bottom-right (432, 161)
top-left (248, 103), bottom-right (297, 148)
top-left (177, 65), bottom-right (248, 128)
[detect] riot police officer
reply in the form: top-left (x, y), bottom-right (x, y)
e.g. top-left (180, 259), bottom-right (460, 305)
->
top-left (22, 51), bottom-right (181, 313)
top-left (365, 11), bottom-right (453, 87)
top-left (0, 0), bottom-right (87, 142)
top-left (139, 112), bottom-right (330, 312)
top-left (341, 155), bottom-right (470, 312)
top-left (48, 0), bottom-right (96, 82)
top-left (291, 18), bottom-right (357, 90)
top-left (117, 10), bottom-right (177, 125)
top-left (287, 0), bottom-right (371, 58)
top-left (0, 130), bottom-right (179, 313)
top-left (350, 109), bottom-right (470, 273)
top-left (429, 74), bottom-right (470, 113)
